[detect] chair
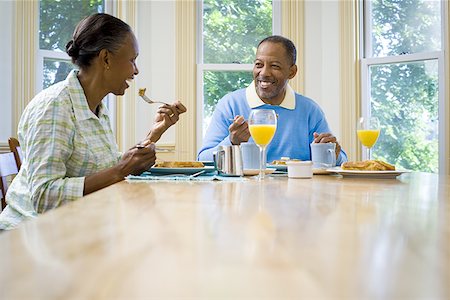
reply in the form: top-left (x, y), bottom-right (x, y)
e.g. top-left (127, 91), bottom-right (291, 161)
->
top-left (0, 152), bottom-right (19, 210)
top-left (8, 137), bottom-right (23, 170)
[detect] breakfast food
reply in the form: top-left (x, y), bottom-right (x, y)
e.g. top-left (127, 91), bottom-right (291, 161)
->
top-left (153, 161), bottom-right (204, 168)
top-left (271, 158), bottom-right (299, 165)
top-left (271, 160), bottom-right (287, 165)
top-left (341, 160), bottom-right (395, 171)
top-left (138, 88), bottom-right (146, 96)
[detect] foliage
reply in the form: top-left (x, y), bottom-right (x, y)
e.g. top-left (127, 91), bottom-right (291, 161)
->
top-left (202, 0), bottom-right (272, 134)
top-left (40, 0), bottom-right (103, 88)
top-left (370, 0), bottom-right (441, 172)
top-left (203, 0), bottom-right (272, 64)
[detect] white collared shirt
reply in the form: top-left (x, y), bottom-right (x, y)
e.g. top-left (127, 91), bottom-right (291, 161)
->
top-left (245, 80), bottom-right (296, 110)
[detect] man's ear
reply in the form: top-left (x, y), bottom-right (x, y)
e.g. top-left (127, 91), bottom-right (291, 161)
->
top-left (99, 49), bottom-right (110, 70)
top-left (288, 64), bottom-right (297, 79)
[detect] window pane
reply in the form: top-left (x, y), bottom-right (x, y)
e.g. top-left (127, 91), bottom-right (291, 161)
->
top-left (203, 71), bottom-right (253, 134)
top-left (39, 0), bottom-right (104, 51)
top-left (43, 59), bottom-right (75, 89)
top-left (370, 60), bottom-right (439, 173)
top-left (203, 0), bottom-right (272, 64)
top-left (370, 0), bottom-right (441, 57)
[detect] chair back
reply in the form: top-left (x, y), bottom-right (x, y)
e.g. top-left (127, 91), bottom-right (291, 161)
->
top-left (8, 137), bottom-right (23, 170)
top-left (0, 152), bottom-right (19, 209)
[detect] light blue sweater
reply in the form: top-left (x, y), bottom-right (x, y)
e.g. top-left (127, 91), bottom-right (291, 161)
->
top-left (198, 88), bottom-right (347, 165)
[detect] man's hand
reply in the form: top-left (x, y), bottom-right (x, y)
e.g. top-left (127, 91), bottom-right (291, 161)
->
top-left (313, 132), bottom-right (342, 159)
top-left (148, 101), bottom-right (187, 142)
top-left (229, 115), bottom-right (251, 145)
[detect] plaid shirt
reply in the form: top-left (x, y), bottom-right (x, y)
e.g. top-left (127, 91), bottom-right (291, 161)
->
top-left (0, 70), bottom-right (121, 230)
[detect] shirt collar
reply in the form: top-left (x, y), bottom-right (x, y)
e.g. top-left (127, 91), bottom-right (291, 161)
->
top-left (67, 70), bottom-right (107, 121)
top-left (245, 80), bottom-right (296, 110)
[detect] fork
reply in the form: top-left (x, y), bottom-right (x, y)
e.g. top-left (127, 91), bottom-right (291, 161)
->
top-left (138, 88), bottom-right (169, 105)
top-left (159, 170), bottom-right (206, 179)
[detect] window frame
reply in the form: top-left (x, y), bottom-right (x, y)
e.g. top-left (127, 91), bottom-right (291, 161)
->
top-left (360, 0), bottom-right (447, 173)
top-left (195, 0), bottom-right (282, 152)
top-left (35, 1), bottom-right (117, 133)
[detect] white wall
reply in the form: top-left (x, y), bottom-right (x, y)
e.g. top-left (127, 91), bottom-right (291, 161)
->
top-left (0, 1), bottom-right (341, 147)
top-left (0, 0), bottom-right (13, 142)
top-left (135, 0), bottom-right (176, 145)
top-left (304, 0), bottom-right (341, 139)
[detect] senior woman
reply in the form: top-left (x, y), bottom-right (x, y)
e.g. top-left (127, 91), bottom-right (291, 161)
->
top-left (0, 13), bottom-right (186, 230)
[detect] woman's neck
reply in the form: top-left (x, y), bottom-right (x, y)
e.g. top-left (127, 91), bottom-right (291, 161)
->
top-left (77, 69), bottom-right (108, 115)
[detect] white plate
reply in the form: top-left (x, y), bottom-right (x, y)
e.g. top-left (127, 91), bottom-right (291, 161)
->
top-left (327, 167), bottom-right (411, 179)
top-left (150, 166), bottom-right (215, 175)
top-left (313, 168), bottom-right (334, 175)
top-left (244, 168), bottom-right (277, 176)
top-left (267, 164), bottom-right (287, 171)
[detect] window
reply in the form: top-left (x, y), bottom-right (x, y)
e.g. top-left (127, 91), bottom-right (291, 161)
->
top-left (197, 0), bottom-right (280, 149)
top-left (361, 0), bottom-right (445, 173)
top-left (38, 0), bottom-right (105, 90)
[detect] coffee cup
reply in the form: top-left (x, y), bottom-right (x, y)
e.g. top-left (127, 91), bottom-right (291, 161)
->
top-left (240, 142), bottom-right (260, 170)
top-left (310, 142), bottom-right (336, 169)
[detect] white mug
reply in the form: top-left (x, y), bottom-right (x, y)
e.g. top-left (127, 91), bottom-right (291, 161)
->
top-left (310, 142), bottom-right (336, 168)
top-left (240, 142), bottom-right (260, 170)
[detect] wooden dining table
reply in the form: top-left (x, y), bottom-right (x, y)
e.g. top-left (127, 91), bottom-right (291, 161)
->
top-left (0, 172), bottom-right (449, 299)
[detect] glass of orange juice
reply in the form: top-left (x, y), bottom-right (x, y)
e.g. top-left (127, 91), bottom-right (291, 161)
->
top-left (248, 109), bottom-right (277, 180)
top-left (357, 116), bottom-right (380, 160)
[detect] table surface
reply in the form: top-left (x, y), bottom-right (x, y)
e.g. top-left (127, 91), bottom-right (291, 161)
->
top-left (0, 172), bottom-right (449, 299)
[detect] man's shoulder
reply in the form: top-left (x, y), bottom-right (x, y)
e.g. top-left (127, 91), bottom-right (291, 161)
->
top-left (223, 87), bottom-right (246, 101)
top-left (293, 92), bottom-right (323, 111)
top-left (216, 87), bottom-right (247, 108)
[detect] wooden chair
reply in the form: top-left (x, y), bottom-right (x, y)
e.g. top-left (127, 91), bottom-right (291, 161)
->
top-left (0, 152), bottom-right (19, 210)
top-left (8, 137), bottom-right (23, 170)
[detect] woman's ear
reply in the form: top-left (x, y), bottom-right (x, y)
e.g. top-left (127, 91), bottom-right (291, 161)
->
top-left (288, 64), bottom-right (298, 79)
top-left (99, 49), bottom-right (110, 70)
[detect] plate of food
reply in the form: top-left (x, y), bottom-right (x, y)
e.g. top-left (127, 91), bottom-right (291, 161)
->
top-left (150, 161), bottom-right (216, 175)
top-left (267, 158), bottom-right (299, 171)
top-left (327, 160), bottom-right (410, 179)
top-left (243, 168), bottom-right (277, 176)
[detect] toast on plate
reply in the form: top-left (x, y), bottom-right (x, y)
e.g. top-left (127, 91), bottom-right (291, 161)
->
top-left (153, 161), bottom-right (204, 168)
top-left (341, 160), bottom-right (395, 171)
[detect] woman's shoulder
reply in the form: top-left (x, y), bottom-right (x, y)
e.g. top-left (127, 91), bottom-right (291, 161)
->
top-left (21, 81), bottom-right (74, 125)
top-left (26, 81), bottom-right (72, 113)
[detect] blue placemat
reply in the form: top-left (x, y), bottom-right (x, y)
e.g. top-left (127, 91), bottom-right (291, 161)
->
top-left (126, 171), bottom-right (247, 182)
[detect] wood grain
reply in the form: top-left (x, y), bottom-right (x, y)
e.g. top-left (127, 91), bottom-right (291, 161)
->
top-left (0, 172), bottom-right (449, 299)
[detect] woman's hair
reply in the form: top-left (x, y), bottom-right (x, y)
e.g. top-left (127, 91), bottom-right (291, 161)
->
top-left (258, 35), bottom-right (297, 66)
top-left (66, 13), bottom-right (132, 69)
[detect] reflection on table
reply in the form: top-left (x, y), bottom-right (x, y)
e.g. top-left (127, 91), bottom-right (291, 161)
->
top-left (0, 172), bottom-right (449, 299)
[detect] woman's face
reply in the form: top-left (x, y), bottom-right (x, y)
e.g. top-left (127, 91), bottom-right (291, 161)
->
top-left (106, 33), bottom-right (139, 95)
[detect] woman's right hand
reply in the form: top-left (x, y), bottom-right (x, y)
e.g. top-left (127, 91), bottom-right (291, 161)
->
top-left (117, 143), bottom-right (156, 176)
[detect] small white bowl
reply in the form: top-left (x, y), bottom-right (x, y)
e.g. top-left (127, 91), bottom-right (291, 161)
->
top-left (286, 161), bottom-right (313, 178)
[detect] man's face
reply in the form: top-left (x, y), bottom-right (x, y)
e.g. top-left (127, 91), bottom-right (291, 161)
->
top-left (253, 41), bottom-right (297, 105)
top-left (106, 33), bottom-right (140, 96)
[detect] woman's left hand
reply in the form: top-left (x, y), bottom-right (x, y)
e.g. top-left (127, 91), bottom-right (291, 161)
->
top-left (148, 101), bottom-right (187, 142)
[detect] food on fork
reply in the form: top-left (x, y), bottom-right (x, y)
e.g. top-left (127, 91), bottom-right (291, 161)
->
top-left (341, 160), bottom-right (395, 171)
top-left (138, 88), bottom-right (146, 96)
top-left (154, 161), bottom-right (205, 168)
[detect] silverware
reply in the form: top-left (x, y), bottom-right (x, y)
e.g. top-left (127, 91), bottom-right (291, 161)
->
top-left (189, 170), bottom-right (206, 178)
top-left (138, 88), bottom-right (169, 105)
top-left (158, 170), bottom-right (206, 179)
